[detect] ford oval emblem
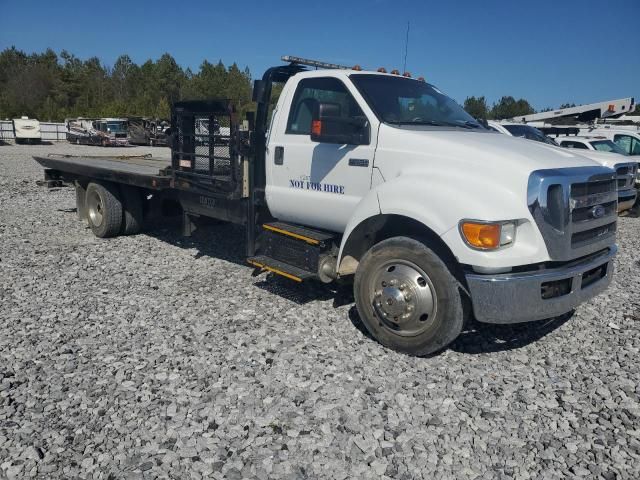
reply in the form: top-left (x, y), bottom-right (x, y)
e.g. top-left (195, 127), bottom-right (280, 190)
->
top-left (590, 205), bottom-right (606, 219)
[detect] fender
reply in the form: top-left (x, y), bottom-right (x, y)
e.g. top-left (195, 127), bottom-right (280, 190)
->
top-left (338, 172), bottom-right (549, 273)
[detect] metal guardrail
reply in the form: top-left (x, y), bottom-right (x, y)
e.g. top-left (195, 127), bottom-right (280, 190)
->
top-left (0, 121), bottom-right (68, 141)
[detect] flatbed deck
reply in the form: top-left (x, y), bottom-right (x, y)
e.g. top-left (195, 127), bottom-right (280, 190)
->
top-left (34, 154), bottom-right (172, 189)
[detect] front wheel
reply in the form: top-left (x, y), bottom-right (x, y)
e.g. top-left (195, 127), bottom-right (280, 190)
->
top-left (354, 237), bottom-right (464, 356)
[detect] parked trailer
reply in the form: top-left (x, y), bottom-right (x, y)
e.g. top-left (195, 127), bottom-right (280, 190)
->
top-left (13, 117), bottom-right (41, 144)
top-left (35, 56), bottom-right (618, 356)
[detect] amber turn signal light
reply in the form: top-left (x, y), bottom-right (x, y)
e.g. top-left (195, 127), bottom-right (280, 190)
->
top-left (460, 222), bottom-right (501, 250)
top-left (311, 120), bottom-right (322, 136)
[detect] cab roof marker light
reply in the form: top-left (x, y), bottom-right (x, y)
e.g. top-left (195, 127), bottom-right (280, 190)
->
top-left (390, 69), bottom-right (400, 75)
top-left (281, 55), bottom-right (351, 70)
top-left (403, 72), bottom-right (411, 77)
top-left (352, 65), bottom-right (362, 71)
top-left (377, 67), bottom-right (387, 73)
top-left (417, 76), bottom-right (426, 82)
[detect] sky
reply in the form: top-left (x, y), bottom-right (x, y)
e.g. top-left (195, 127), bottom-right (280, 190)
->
top-left (1, 0), bottom-right (638, 111)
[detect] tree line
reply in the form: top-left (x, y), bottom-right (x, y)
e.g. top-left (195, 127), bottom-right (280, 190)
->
top-left (0, 47), bottom-right (253, 122)
top-left (1, 47), bottom-right (637, 123)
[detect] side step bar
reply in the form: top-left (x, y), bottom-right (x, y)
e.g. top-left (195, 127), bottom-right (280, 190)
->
top-left (262, 221), bottom-right (335, 245)
top-left (247, 255), bottom-right (316, 282)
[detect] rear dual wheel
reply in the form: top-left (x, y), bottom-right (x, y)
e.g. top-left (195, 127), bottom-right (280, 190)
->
top-left (354, 237), bottom-right (464, 356)
top-left (84, 182), bottom-right (143, 237)
top-left (86, 182), bottom-right (122, 237)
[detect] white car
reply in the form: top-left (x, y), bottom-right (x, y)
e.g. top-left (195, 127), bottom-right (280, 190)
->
top-left (486, 121), bottom-right (557, 145)
top-left (554, 135), bottom-right (626, 154)
top-left (579, 126), bottom-right (640, 158)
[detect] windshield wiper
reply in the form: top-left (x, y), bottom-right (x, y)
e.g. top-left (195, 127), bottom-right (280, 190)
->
top-left (387, 120), bottom-right (446, 126)
top-left (388, 119), bottom-right (482, 129)
top-left (443, 120), bottom-right (483, 129)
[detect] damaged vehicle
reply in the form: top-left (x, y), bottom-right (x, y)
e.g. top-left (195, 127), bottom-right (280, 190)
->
top-left (128, 117), bottom-right (171, 146)
top-left (66, 118), bottom-right (129, 146)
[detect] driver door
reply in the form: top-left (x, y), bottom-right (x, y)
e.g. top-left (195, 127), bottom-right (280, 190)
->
top-left (266, 76), bottom-right (377, 232)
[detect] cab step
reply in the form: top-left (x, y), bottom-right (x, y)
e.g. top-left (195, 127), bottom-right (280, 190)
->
top-left (250, 222), bottom-right (338, 282)
top-left (262, 221), bottom-right (335, 245)
top-left (247, 255), bottom-right (316, 282)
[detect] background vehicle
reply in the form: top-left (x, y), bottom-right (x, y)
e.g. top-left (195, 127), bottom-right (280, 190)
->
top-left (553, 136), bottom-right (628, 155)
top-left (12, 116), bottom-right (41, 144)
top-left (550, 128), bottom-right (640, 190)
top-left (515, 97), bottom-right (635, 124)
top-left (35, 56), bottom-right (617, 356)
top-left (498, 97), bottom-right (640, 190)
top-left (67, 118), bottom-right (129, 146)
top-left (486, 121), bottom-right (557, 144)
top-left (128, 117), bottom-right (171, 146)
top-left (577, 127), bottom-right (640, 158)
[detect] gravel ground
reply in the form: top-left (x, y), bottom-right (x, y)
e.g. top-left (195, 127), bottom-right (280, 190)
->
top-left (1, 141), bottom-right (639, 480)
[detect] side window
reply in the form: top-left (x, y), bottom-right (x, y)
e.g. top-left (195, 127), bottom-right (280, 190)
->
top-left (614, 134), bottom-right (632, 154)
top-left (561, 141), bottom-right (588, 149)
top-left (631, 137), bottom-right (640, 156)
top-left (286, 77), bottom-right (365, 135)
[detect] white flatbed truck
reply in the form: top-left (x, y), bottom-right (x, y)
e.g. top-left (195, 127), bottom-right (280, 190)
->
top-left (35, 56), bottom-right (618, 355)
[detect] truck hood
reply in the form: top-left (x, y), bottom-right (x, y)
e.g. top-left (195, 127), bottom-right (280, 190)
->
top-left (375, 125), bottom-right (603, 177)
top-left (372, 124), bottom-right (612, 227)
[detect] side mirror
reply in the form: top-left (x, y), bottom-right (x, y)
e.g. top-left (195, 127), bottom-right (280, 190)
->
top-left (310, 102), bottom-right (369, 145)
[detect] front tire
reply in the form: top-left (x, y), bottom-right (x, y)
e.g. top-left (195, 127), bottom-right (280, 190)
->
top-left (354, 237), bottom-right (464, 356)
top-left (85, 182), bottom-right (123, 238)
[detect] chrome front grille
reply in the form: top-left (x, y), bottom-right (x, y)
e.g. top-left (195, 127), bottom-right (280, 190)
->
top-left (528, 166), bottom-right (617, 261)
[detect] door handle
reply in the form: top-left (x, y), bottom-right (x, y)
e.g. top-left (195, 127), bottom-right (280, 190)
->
top-left (274, 146), bottom-right (284, 165)
top-left (348, 158), bottom-right (369, 167)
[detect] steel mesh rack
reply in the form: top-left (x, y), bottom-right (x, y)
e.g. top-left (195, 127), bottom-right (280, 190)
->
top-left (170, 100), bottom-right (243, 197)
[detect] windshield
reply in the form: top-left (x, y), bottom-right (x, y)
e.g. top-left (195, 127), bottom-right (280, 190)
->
top-left (350, 74), bottom-right (482, 128)
top-left (590, 140), bottom-right (628, 155)
top-left (503, 124), bottom-right (557, 145)
top-left (106, 122), bottom-right (127, 133)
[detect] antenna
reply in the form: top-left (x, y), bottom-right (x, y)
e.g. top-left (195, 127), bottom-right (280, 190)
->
top-left (402, 21), bottom-right (410, 73)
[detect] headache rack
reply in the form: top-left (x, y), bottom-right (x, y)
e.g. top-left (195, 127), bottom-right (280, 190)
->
top-left (170, 100), bottom-right (248, 199)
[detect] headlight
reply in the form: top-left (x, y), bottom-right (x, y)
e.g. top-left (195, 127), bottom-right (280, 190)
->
top-left (459, 220), bottom-right (517, 250)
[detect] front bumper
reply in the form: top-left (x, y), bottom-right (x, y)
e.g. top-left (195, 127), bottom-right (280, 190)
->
top-left (618, 188), bottom-right (637, 212)
top-left (107, 139), bottom-right (129, 147)
top-left (466, 246), bottom-right (616, 324)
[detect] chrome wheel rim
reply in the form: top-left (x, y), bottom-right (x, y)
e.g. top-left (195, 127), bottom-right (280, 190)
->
top-left (369, 259), bottom-right (437, 337)
top-left (87, 189), bottom-right (104, 226)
